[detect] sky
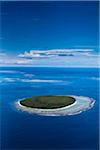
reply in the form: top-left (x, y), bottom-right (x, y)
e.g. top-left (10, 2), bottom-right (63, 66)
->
top-left (0, 1), bottom-right (99, 67)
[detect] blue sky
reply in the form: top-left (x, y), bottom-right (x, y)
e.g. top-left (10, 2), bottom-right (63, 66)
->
top-left (0, 1), bottom-right (99, 67)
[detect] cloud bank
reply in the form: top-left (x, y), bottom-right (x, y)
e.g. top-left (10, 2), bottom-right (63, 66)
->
top-left (18, 49), bottom-right (96, 58)
top-left (0, 49), bottom-right (99, 68)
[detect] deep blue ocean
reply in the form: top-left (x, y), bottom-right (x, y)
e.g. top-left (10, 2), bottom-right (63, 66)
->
top-left (0, 67), bottom-right (99, 150)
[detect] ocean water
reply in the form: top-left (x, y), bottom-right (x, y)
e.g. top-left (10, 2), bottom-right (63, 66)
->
top-left (0, 67), bottom-right (99, 150)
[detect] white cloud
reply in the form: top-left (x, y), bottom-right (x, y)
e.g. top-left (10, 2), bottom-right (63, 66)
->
top-left (90, 77), bottom-right (100, 81)
top-left (0, 78), bottom-right (15, 83)
top-left (0, 52), bottom-right (7, 57)
top-left (18, 49), bottom-right (96, 58)
top-left (0, 77), bottom-right (66, 84)
top-left (15, 58), bottom-right (34, 64)
top-left (0, 49), bottom-right (99, 67)
top-left (24, 73), bottom-right (35, 78)
top-left (0, 70), bottom-right (19, 74)
top-left (20, 79), bottom-right (64, 83)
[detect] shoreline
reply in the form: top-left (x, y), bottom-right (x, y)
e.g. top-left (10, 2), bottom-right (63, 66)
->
top-left (15, 95), bottom-right (95, 116)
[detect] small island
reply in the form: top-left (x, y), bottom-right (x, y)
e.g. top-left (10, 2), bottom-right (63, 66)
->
top-left (16, 95), bottom-right (95, 116)
top-left (20, 96), bottom-right (76, 109)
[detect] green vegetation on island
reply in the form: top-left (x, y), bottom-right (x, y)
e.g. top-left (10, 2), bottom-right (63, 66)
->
top-left (20, 96), bottom-right (76, 109)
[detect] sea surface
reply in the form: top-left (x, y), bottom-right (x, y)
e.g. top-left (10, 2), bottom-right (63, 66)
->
top-left (0, 67), bottom-right (99, 150)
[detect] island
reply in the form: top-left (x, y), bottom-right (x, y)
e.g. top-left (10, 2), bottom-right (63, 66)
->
top-left (15, 95), bottom-right (95, 116)
top-left (20, 96), bottom-right (76, 109)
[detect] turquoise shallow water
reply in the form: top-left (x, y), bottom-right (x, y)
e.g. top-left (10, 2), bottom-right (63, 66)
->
top-left (0, 67), bottom-right (99, 150)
